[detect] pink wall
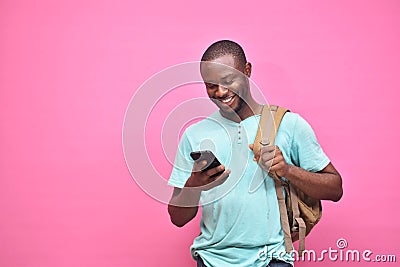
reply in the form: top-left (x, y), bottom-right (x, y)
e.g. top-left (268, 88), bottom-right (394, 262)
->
top-left (1, 0), bottom-right (399, 266)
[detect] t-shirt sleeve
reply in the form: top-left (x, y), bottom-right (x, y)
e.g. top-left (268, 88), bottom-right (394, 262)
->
top-left (168, 130), bottom-right (194, 188)
top-left (290, 114), bottom-right (330, 172)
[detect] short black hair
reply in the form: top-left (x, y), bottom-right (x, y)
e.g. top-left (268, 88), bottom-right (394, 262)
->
top-left (201, 40), bottom-right (247, 68)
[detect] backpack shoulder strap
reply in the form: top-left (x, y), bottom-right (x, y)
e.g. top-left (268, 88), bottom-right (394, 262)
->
top-left (254, 105), bottom-right (293, 252)
top-left (253, 105), bottom-right (289, 155)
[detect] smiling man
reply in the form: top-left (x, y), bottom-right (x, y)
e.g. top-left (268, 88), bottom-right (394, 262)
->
top-left (167, 40), bottom-right (342, 267)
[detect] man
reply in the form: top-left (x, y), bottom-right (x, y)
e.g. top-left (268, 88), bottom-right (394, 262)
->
top-left (168, 40), bottom-right (343, 267)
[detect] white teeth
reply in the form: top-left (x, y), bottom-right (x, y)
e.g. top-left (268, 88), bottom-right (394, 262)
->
top-left (221, 96), bottom-right (233, 103)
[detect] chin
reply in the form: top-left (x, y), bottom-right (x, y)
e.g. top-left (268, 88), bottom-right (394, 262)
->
top-left (219, 104), bottom-right (242, 120)
top-left (212, 97), bottom-right (243, 116)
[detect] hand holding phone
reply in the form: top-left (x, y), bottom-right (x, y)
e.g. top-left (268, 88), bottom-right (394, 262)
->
top-left (185, 150), bottom-right (230, 190)
top-left (190, 150), bottom-right (224, 177)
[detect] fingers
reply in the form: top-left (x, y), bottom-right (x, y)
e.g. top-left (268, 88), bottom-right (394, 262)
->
top-left (203, 164), bottom-right (226, 177)
top-left (261, 149), bottom-right (275, 162)
top-left (189, 158), bottom-right (231, 191)
top-left (202, 169), bottom-right (231, 191)
top-left (192, 160), bottom-right (228, 181)
top-left (269, 159), bottom-right (287, 172)
top-left (260, 145), bottom-right (276, 154)
top-left (250, 144), bottom-right (280, 162)
top-left (266, 146), bottom-right (289, 178)
top-left (255, 145), bottom-right (285, 172)
top-left (254, 145), bottom-right (276, 162)
top-left (212, 169), bottom-right (230, 185)
top-left (261, 146), bottom-right (283, 167)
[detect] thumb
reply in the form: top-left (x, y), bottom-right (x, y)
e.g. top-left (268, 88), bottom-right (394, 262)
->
top-left (193, 160), bottom-right (207, 172)
top-left (249, 144), bottom-right (261, 162)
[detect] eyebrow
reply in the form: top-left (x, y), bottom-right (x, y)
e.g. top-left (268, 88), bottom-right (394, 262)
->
top-left (203, 73), bottom-right (235, 84)
top-left (221, 74), bottom-right (234, 80)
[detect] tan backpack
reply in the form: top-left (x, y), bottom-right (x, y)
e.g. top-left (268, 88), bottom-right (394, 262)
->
top-left (253, 105), bottom-right (322, 256)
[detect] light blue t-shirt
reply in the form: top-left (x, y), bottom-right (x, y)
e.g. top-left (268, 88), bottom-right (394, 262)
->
top-left (168, 110), bottom-right (330, 267)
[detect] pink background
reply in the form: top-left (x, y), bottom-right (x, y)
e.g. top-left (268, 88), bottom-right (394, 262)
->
top-left (1, 0), bottom-right (399, 266)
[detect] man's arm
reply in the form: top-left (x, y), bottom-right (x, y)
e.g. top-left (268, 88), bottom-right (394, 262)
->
top-left (168, 187), bottom-right (201, 227)
top-left (168, 161), bottom-right (230, 227)
top-left (250, 144), bottom-right (343, 202)
top-left (282, 161), bottom-right (342, 202)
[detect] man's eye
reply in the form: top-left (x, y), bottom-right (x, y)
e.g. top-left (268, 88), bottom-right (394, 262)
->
top-left (207, 83), bottom-right (217, 89)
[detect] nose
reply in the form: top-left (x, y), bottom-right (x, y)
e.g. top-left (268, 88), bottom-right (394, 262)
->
top-left (215, 85), bottom-right (229, 98)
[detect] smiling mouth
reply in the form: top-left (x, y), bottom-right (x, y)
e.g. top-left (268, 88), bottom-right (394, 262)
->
top-left (221, 95), bottom-right (234, 103)
top-left (217, 93), bottom-right (237, 104)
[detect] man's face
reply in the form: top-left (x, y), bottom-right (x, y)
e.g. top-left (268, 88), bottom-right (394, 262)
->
top-left (200, 55), bottom-right (250, 117)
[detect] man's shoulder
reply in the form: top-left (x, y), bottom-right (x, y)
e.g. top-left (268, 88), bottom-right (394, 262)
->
top-left (280, 110), bottom-right (300, 129)
top-left (279, 110), bottom-right (320, 141)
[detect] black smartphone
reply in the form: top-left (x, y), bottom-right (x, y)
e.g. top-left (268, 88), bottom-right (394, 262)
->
top-left (190, 150), bottom-right (224, 178)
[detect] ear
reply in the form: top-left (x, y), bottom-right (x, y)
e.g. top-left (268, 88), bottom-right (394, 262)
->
top-left (244, 62), bottom-right (252, 77)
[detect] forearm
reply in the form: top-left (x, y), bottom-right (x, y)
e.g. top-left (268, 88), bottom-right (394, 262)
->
top-left (168, 164), bottom-right (230, 227)
top-left (168, 187), bottom-right (201, 227)
top-left (285, 164), bottom-right (343, 201)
